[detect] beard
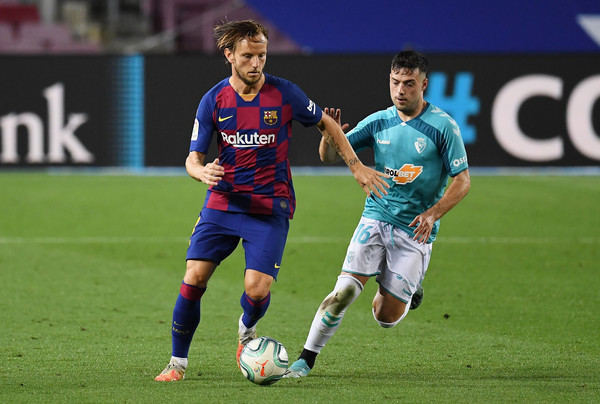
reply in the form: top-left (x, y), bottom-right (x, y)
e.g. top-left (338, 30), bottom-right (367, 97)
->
top-left (234, 65), bottom-right (261, 86)
top-left (394, 98), bottom-right (419, 116)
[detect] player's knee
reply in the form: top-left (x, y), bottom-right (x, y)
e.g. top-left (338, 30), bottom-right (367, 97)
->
top-left (244, 279), bottom-right (272, 301)
top-left (184, 259), bottom-right (216, 287)
top-left (244, 285), bottom-right (270, 301)
top-left (244, 270), bottom-right (274, 300)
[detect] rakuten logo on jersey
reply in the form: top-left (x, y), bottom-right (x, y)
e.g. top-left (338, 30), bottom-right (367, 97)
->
top-left (385, 164), bottom-right (423, 185)
top-left (220, 131), bottom-right (276, 148)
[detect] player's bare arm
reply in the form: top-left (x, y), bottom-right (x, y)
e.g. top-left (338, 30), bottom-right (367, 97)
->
top-left (319, 134), bottom-right (340, 164)
top-left (410, 169), bottom-right (471, 243)
top-left (317, 110), bottom-right (390, 198)
top-left (185, 151), bottom-right (225, 186)
top-left (319, 107), bottom-right (348, 164)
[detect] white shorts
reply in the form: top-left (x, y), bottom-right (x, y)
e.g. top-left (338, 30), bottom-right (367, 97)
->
top-left (341, 217), bottom-right (432, 304)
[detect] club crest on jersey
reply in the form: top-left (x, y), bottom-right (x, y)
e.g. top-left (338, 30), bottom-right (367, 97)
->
top-left (384, 164), bottom-right (423, 185)
top-left (415, 137), bottom-right (427, 153)
top-left (263, 110), bottom-right (278, 125)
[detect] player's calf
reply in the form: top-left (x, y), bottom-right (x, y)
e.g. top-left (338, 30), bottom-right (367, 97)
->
top-left (371, 288), bottom-right (411, 328)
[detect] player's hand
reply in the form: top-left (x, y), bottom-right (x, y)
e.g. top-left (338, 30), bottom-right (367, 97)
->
top-left (200, 158), bottom-right (224, 186)
top-left (324, 107), bottom-right (349, 132)
top-left (409, 212), bottom-right (436, 244)
top-left (352, 163), bottom-right (390, 198)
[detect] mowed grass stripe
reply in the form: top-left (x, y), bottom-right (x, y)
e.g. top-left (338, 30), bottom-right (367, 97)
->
top-left (0, 236), bottom-right (597, 244)
top-left (0, 174), bottom-right (598, 403)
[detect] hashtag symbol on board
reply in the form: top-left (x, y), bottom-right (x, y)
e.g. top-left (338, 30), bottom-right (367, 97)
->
top-left (425, 72), bottom-right (480, 144)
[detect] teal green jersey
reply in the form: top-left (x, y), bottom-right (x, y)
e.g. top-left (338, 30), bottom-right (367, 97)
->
top-left (347, 103), bottom-right (468, 243)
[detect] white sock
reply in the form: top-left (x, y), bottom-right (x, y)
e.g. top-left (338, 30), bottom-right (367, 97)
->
top-left (304, 275), bottom-right (363, 353)
top-left (170, 356), bottom-right (188, 369)
top-left (238, 314), bottom-right (256, 343)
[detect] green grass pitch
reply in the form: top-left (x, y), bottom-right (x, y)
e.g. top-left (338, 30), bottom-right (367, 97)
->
top-left (0, 173), bottom-right (598, 403)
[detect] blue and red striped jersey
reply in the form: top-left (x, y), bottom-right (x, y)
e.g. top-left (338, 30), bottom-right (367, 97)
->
top-left (190, 73), bottom-right (323, 218)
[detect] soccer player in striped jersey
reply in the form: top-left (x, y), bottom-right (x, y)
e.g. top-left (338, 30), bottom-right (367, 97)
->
top-left (155, 20), bottom-right (388, 382)
top-left (285, 51), bottom-right (471, 378)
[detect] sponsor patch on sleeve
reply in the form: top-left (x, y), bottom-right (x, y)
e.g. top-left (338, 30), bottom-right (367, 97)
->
top-left (191, 119), bottom-right (199, 141)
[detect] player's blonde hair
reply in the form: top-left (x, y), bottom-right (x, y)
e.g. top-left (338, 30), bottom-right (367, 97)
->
top-left (214, 20), bottom-right (269, 58)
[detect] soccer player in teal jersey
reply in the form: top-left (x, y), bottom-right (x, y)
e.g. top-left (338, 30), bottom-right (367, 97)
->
top-left (285, 51), bottom-right (471, 378)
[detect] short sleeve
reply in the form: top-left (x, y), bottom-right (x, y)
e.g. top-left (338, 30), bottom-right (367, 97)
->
top-left (441, 122), bottom-right (469, 176)
top-left (189, 93), bottom-right (216, 153)
top-left (284, 81), bottom-right (323, 127)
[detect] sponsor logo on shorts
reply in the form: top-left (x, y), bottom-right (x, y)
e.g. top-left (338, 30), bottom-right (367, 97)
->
top-left (385, 164), bottom-right (423, 185)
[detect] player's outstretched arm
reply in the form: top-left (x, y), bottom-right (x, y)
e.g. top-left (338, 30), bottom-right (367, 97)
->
top-left (317, 111), bottom-right (389, 198)
top-left (410, 169), bottom-right (471, 243)
top-left (185, 151), bottom-right (224, 186)
top-left (319, 108), bottom-right (348, 164)
top-left (319, 135), bottom-right (340, 164)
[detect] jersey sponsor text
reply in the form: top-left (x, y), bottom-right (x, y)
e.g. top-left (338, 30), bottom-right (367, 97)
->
top-left (452, 155), bottom-right (468, 167)
top-left (385, 164), bottom-right (423, 184)
top-left (220, 131), bottom-right (276, 148)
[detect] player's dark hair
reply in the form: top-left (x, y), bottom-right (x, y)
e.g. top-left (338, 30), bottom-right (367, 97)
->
top-left (214, 19), bottom-right (269, 59)
top-left (391, 50), bottom-right (428, 77)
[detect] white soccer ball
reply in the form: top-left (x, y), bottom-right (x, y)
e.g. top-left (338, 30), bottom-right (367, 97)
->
top-left (239, 336), bottom-right (289, 385)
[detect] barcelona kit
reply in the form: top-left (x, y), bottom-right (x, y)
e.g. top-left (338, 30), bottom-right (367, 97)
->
top-left (190, 73), bottom-right (323, 219)
top-left (186, 73), bottom-right (322, 275)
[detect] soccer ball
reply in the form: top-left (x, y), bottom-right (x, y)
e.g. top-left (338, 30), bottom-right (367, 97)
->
top-left (239, 336), bottom-right (288, 385)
